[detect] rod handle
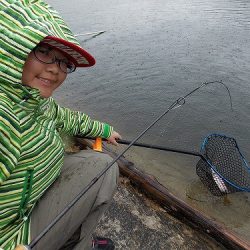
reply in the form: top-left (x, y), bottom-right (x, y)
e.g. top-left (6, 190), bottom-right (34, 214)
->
top-left (93, 137), bottom-right (103, 152)
top-left (15, 245), bottom-right (31, 250)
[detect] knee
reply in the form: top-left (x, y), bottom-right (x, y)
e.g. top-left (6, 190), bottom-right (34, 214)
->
top-left (88, 151), bottom-right (118, 181)
top-left (100, 153), bottom-right (119, 182)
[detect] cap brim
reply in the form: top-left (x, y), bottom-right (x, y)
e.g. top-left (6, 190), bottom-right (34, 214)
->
top-left (41, 36), bottom-right (95, 67)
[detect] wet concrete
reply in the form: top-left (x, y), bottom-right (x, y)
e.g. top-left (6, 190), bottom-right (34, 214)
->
top-left (94, 177), bottom-right (225, 250)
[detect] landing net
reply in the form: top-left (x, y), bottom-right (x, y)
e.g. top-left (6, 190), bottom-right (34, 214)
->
top-left (196, 134), bottom-right (250, 196)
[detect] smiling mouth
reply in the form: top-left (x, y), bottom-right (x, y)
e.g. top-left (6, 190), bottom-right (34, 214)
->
top-left (37, 77), bottom-right (53, 85)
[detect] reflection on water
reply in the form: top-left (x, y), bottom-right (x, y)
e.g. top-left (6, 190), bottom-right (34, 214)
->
top-left (48, 0), bottom-right (250, 243)
top-left (186, 180), bottom-right (250, 233)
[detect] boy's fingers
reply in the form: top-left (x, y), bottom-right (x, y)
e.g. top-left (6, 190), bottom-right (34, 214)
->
top-left (110, 138), bottom-right (118, 146)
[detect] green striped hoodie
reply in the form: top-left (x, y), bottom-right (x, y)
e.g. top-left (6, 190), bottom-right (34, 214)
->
top-left (0, 1), bottom-right (113, 248)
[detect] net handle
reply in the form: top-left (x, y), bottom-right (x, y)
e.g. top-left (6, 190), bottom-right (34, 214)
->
top-left (84, 137), bottom-right (206, 160)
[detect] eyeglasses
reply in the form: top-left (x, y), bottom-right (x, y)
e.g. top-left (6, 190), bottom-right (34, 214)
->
top-left (33, 45), bottom-right (76, 74)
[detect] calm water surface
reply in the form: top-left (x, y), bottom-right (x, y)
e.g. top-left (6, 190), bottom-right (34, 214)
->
top-left (48, 0), bottom-right (250, 242)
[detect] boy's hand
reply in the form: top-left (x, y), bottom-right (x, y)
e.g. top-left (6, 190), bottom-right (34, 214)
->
top-left (107, 131), bottom-right (122, 146)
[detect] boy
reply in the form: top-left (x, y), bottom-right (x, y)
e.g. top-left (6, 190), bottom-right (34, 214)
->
top-left (0, 0), bottom-right (120, 249)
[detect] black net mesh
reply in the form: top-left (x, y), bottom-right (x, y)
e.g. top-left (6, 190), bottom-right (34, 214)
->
top-left (196, 134), bottom-right (250, 196)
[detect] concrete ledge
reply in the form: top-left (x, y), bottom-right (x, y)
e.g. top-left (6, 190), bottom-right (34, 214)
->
top-left (94, 177), bottom-right (225, 250)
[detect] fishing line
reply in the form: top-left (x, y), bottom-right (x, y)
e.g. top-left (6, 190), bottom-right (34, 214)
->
top-left (28, 80), bottom-right (231, 249)
top-left (161, 81), bottom-right (232, 138)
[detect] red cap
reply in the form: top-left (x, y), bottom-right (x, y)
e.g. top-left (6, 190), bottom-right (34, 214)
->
top-left (41, 36), bottom-right (95, 67)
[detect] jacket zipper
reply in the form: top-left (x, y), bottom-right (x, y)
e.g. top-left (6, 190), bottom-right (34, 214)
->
top-left (19, 168), bottom-right (34, 220)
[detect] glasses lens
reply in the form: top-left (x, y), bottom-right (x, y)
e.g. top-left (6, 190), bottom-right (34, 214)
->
top-left (34, 46), bottom-right (54, 64)
top-left (33, 45), bottom-right (76, 74)
top-left (59, 60), bottom-right (76, 73)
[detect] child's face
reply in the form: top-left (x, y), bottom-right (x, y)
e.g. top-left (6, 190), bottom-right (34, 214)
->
top-left (21, 45), bottom-right (70, 98)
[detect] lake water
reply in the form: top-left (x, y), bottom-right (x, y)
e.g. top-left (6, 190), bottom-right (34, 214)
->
top-left (47, 0), bottom-right (250, 243)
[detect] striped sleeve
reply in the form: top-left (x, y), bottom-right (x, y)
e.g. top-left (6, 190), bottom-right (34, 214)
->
top-left (51, 100), bottom-right (113, 138)
top-left (0, 95), bottom-right (21, 186)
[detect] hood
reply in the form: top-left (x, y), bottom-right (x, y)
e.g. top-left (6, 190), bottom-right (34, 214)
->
top-left (0, 0), bottom-right (82, 87)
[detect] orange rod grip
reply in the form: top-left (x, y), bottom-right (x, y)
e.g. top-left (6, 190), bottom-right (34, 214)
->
top-left (15, 245), bottom-right (30, 250)
top-left (93, 137), bottom-right (103, 152)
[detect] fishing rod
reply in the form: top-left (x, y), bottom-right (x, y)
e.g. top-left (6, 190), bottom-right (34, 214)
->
top-left (75, 30), bottom-right (107, 44)
top-left (20, 80), bottom-right (233, 250)
top-left (75, 30), bottom-right (106, 37)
